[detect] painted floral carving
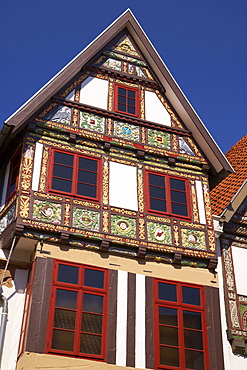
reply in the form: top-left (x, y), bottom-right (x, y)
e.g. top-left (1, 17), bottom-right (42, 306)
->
top-left (32, 200), bottom-right (61, 224)
top-left (113, 121), bottom-right (139, 141)
top-left (147, 222), bottom-right (172, 244)
top-left (73, 208), bottom-right (100, 231)
top-left (111, 215), bottom-right (136, 238)
top-left (80, 112), bottom-right (104, 133)
top-left (181, 229), bottom-right (206, 250)
top-left (147, 129), bottom-right (170, 149)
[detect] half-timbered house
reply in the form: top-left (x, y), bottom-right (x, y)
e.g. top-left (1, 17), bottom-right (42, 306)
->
top-left (210, 135), bottom-right (247, 369)
top-left (0, 9), bottom-right (232, 370)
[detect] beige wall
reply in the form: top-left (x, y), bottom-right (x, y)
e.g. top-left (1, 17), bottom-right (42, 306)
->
top-left (17, 352), bottom-right (153, 370)
top-left (34, 241), bottom-right (218, 287)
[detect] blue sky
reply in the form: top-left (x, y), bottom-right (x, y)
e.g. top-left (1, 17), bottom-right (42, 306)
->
top-left (1, 0), bottom-right (246, 154)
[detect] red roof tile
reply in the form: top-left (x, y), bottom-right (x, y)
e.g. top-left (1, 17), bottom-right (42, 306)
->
top-left (210, 135), bottom-right (247, 215)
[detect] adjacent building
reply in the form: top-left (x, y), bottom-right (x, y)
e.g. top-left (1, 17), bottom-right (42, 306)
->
top-left (0, 10), bottom-right (232, 370)
top-left (210, 135), bottom-right (247, 369)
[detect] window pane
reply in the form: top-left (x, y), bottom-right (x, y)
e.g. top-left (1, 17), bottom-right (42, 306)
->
top-left (58, 264), bottom-right (79, 285)
top-left (160, 326), bottom-right (178, 346)
top-left (54, 152), bottom-right (73, 166)
top-left (170, 178), bottom-right (186, 191)
top-left (77, 183), bottom-right (96, 198)
top-left (118, 88), bottom-right (126, 96)
top-left (128, 106), bottom-right (136, 115)
top-left (159, 307), bottom-right (178, 326)
top-left (158, 282), bottom-right (177, 302)
top-left (54, 308), bottom-right (76, 330)
top-left (184, 329), bottom-right (203, 350)
top-left (82, 313), bottom-right (102, 334)
top-left (149, 174), bottom-right (165, 186)
top-left (118, 103), bottom-right (126, 112)
top-left (127, 97), bottom-right (135, 106)
top-left (83, 293), bottom-right (103, 314)
top-left (185, 349), bottom-right (204, 370)
top-left (150, 198), bottom-right (166, 212)
top-left (52, 329), bottom-right (74, 351)
top-left (56, 289), bottom-right (77, 309)
top-left (80, 333), bottom-right (101, 355)
top-left (118, 95), bottom-right (126, 104)
top-left (183, 311), bottom-right (202, 330)
top-left (171, 202), bottom-right (188, 216)
top-left (182, 286), bottom-right (201, 306)
top-left (84, 269), bottom-right (104, 289)
top-left (171, 190), bottom-right (187, 203)
top-left (52, 178), bottom-right (72, 193)
top-left (53, 164), bottom-right (73, 180)
top-left (79, 157), bottom-right (97, 172)
top-left (160, 346), bottom-right (179, 367)
top-left (128, 90), bottom-right (135, 98)
top-left (78, 170), bottom-right (97, 185)
top-left (150, 185), bottom-right (166, 199)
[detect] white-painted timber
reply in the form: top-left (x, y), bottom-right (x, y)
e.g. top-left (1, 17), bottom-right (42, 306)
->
top-left (195, 180), bottom-right (206, 224)
top-left (109, 162), bottom-right (138, 211)
top-left (79, 77), bottom-right (108, 110)
top-left (135, 274), bottom-right (146, 369)
top-left (145, 90), bottom-right (171, 126)
top-left (232, 246), bottom-right (247, 296)
top-left (1, 269), bottom-right (28, 370)
top-left (116, 270), bottom-right (128, 367)
top-left (31, 143), bottom-right (44, 191)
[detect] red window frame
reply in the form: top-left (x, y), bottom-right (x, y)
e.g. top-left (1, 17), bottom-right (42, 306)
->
top-left (6, 148), bottom-right (21, 201)
top-left (46, 261), bottom-right (108, 361)
top-left (146, 171), bottom-right (191, 220)
top-left (48, 149), bottom-right (101, 201)
top-left (114, 83), bottom-right (140, 117)
top-left (154, 279), bottom-right (209, 370)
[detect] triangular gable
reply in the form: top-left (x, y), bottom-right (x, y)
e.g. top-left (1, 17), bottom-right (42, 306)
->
top-left (1, 9), bottom-right (232, 183)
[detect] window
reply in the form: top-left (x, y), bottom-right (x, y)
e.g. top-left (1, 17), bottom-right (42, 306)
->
top-left (49, 150), bottom-right (100, 200)
top-left (146, 172), bottom-right (190, 219)
top-left (6, 148), bottom-right (21, 200)
top-left (46, 261), bottom-right (108, 360)
top-left (114, 84), bottom-right (139, 117)
top-left (154, 280), bottom-right (208, 370)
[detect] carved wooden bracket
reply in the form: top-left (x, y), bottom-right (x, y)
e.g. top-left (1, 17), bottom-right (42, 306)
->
top-left (137, 245), bottom-right (146, 259)
top-left (100, 240), bottom-right (110, 252)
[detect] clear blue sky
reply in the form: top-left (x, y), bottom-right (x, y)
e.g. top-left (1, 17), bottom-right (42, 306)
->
top-left (1, 0), bottom-right (246, 154)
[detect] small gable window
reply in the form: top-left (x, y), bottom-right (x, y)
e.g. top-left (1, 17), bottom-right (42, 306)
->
top-left (146, 172), bottom-right (190, 219)
top-left (6, 148), bottom-right (21, 200)
top-left (46, 261), bottom-right (108, 360)
top-left (114, 84), bottom-right (139, 117)
top-left (49, 150), bottom-right (100, 200)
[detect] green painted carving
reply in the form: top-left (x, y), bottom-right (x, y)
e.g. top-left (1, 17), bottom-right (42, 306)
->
top-left (80, 112), bottom-right (105, 133)
top-left (181, 229), bottom-right (206, 250)
top-left (111, 215), bottom-right (136, 238)
top-left (147, 129), bottom-right (170, 149)
top-left (32, 200), bottom-right (62, 224)
top-left (102, 58), bottom-right (121, 71)
top-left (113, 121), bottom-right (140, 141)
top-left (73, 208), bottom-right (100, 231)
top-left (147, 222), bottom-right (172, 244)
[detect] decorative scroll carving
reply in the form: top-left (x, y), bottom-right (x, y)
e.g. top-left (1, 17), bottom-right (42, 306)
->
top-left (230, 300), bottom-right (240, 328)
top-left (223, 248), bottom-right (235, 291)
top-left (137, 166), bottom-right (144, 213)
top-left (39, 146), bottom-right (49, 192)
top-left (102, 158), bottom-right (109, 205)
